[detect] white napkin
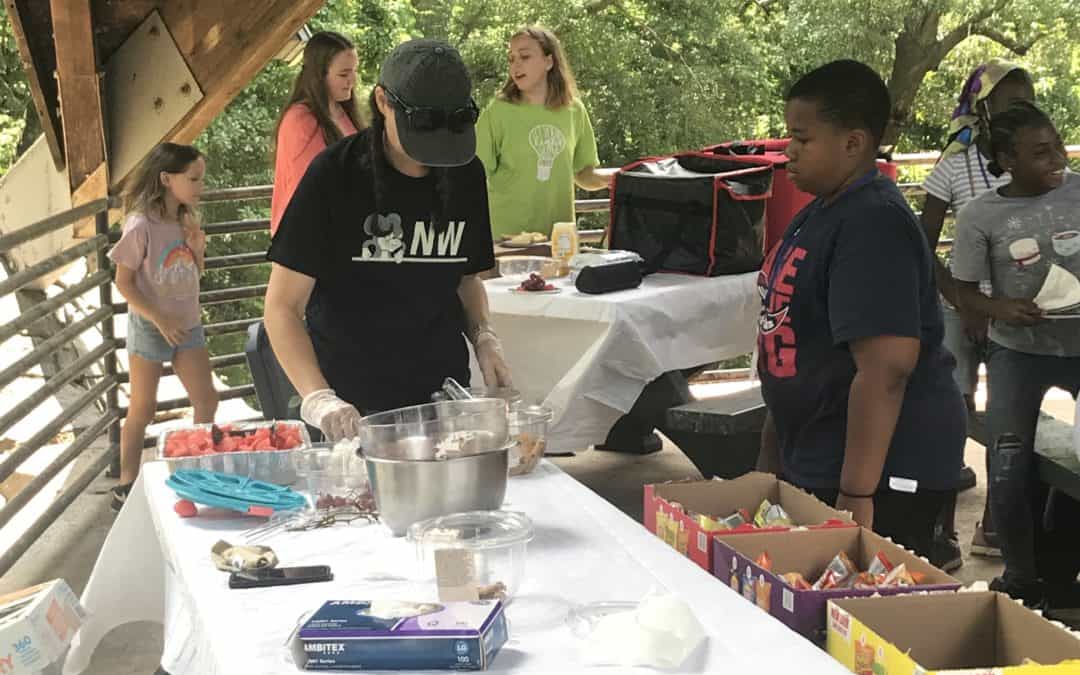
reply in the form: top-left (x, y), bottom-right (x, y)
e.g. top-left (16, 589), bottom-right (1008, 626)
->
top-left (1034, 264), bottom-right (1080, 312)
top-left (582, 593), bottom-right (705, 669)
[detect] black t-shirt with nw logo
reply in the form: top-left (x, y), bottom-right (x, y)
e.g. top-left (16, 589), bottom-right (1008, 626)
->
top-left (268, 129), bottom-right (495, 412)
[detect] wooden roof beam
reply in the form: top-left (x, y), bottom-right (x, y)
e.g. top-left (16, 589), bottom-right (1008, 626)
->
top-left (4, 0), bottom-right (64, 168)
top-left (51, 0), bottom-right (107, 194)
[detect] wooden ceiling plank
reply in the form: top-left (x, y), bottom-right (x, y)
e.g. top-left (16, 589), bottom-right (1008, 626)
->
top-left (89, 0), bottom-right (158, 61)
top-left (159, 0), bottom-right (324, 146)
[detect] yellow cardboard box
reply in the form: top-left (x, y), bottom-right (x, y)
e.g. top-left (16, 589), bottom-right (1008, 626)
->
top-left (827, 592), bottom-right (1080, 674)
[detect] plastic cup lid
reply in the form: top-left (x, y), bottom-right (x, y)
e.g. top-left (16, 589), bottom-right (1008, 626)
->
top-left (407, 510), bottom-right (534, 549)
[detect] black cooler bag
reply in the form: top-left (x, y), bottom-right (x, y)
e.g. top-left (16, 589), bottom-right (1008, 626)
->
top-left (608, 153), bottom-right (773, 276)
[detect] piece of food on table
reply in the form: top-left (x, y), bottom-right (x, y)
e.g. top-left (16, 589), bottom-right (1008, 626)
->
top-left (505, 231), bottom-right (547, 245)
top-left (754, 551), bottom-right (773, 571)
top-left (518, 273), bottom-right (556, 292)
top-left (174, 499), bottom-right (198, 517)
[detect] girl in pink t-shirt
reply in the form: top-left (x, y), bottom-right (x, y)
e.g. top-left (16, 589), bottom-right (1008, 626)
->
top-left (270, 32), bottom-right (365, 236)
top-left (108, 143), bottom-right (217, 511)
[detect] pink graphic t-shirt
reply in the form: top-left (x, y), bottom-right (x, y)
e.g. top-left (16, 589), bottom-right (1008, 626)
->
top-left (108, 212), bottom-right (201, 329)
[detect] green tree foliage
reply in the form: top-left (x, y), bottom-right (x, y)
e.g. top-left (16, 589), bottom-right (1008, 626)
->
top-left (4, 0), bottom-right (1080, 382)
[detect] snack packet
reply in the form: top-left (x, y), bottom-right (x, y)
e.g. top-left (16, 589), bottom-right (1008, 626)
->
top-left (851, 572), bottom-right (878, 589)
top-left (753, 500), bottom-right (794, 528)
top-left (754, 551), bottom-right (773, 572)
top-left (702, 508), bottom-right (751, 531)
top-left (781, 572), bottom-right (812, 590)
top-left (698, 514), bottom-right (727, 532)
top-left (880, 563), bottom-right (916, 587)
top-left (812, 551), bottom-right (857, 590)
top-left (866, 551), bottom-right (894, 579)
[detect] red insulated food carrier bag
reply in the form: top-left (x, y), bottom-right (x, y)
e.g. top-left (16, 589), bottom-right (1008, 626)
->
top-left (704, 140), bottom-right (898, 255)
top-left (607, 153), bottom-right (774, 276)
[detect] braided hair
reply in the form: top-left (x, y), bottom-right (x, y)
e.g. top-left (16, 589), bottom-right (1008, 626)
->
top-left (987, 101), bottom-right (1056, 177)
top-left (365, 88), bottom-right (453, 227)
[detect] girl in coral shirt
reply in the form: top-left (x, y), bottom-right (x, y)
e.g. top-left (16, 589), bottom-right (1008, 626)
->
top-left (270, 31), bottom-right (365, 236)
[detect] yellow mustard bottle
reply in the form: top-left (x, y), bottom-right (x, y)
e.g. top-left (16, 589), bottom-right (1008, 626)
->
top-left (550, 221), bottom-right (580, 275)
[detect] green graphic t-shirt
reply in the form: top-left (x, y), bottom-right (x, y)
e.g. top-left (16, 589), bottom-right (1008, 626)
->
top-left (475, 97), bottom-right (600, 239)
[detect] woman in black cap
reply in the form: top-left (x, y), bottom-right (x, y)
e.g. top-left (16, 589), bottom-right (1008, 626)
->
top-left (264, 39), bottom-right (512, 441)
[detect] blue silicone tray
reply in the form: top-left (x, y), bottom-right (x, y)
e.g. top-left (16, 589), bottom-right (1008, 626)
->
top-left (165, 469), bottom-right (307, 515)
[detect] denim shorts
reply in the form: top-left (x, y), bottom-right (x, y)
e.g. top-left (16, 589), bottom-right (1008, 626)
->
top-left (127, 312), bottom-right (206, 363)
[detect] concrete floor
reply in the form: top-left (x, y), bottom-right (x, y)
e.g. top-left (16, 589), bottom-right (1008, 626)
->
top-left (6, 391), bottom-right (1076, 674)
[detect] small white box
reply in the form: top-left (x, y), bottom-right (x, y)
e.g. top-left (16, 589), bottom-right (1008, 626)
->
top-left (0, 579), bottom-right (85, 675)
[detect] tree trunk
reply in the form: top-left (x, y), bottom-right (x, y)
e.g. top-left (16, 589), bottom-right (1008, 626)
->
top-left (882, 10), bottom-right (945, 149)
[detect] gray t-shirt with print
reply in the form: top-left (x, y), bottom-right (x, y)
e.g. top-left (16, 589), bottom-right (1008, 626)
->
top-left (952, 172), bottom-right (1080, 357)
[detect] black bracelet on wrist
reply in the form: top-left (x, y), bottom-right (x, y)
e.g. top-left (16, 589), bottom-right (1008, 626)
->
top-left (838, 488), bottom-right (876, 499)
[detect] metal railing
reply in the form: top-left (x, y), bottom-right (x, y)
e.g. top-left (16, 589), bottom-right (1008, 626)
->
top-left (0, 202), bottom-right (119, 575)
top-left (0, 148), bottom-right (973, 575)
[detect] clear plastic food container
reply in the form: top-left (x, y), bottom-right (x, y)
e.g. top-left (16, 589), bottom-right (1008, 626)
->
top-left (497, 256), bottom-right (562, 283)
top-left (509, 405), bottom-right (553, 476)
top-left (291, 441), bottom-right (372, 510)
top-left (407, 510), bottom-right (535, 601)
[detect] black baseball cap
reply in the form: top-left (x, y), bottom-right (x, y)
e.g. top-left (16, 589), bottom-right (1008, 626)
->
top-left (379, 39), bottom-right (476, 167)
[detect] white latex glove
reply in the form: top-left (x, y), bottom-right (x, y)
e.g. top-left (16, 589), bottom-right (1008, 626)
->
top-left (300, 389), bottom-right (362, 442)
top-left (474, 331), bottom-right (513, 388)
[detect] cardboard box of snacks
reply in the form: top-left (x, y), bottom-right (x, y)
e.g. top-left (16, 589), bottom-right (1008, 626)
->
top-left (644, 472), bottom-right (854, 570)
top-left (827, 592), bottom-right (1080, 674)
top-left (712, 526), bottom-right (960, 643)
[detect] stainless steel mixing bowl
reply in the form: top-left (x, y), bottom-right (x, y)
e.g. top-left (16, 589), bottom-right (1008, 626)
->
top-left (357, 399), bottom-right (511, 535)
top-left (364, 447), bottom-right (510, 536)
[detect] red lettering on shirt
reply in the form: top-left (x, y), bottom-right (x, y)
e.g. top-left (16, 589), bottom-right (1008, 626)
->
top-left (758, 245), bottom-right (806, 379)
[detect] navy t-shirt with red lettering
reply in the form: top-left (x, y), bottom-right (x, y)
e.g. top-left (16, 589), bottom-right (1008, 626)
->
top-left (756, 174), bottom-right (965, 491)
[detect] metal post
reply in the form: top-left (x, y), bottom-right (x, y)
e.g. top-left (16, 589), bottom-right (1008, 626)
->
top-left (96, 210), bottom-right (122, 478)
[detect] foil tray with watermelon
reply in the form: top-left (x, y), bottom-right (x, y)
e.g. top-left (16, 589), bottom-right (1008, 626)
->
top-left (156, 421), bottom-right (312, 485)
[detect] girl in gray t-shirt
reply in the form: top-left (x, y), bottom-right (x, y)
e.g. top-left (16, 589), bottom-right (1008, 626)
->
top-left (953, 101), bottom-right (1080, 605)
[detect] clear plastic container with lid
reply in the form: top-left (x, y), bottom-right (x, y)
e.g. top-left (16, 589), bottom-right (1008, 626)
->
top-left (508, 405), bottom-right (553, 476)
top-left (407, 510), bottom-right (535, 601)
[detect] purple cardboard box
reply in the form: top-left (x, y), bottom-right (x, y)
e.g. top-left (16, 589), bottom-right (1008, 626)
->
top-left (712, 527), bottom-right (960, 644)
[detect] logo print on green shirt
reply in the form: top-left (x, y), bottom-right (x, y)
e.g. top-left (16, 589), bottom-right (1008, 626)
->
top-left (529, 124), bottom-right (567, 181)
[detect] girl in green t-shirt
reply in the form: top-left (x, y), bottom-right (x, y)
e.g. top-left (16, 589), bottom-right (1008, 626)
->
top-left (476, 26), bottom-right (616, 240)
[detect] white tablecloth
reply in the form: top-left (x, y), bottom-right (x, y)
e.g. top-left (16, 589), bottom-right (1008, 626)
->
top-left (477, 273), bottom-right (758, 452)
top-left (65, 461), bottom-right (845, 674)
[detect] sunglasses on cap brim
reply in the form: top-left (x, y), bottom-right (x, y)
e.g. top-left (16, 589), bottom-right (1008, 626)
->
top-left (382, 86), bottom-right (479, 134)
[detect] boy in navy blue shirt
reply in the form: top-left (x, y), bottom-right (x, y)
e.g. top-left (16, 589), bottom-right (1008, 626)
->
top-left (756, 60), bottom-right (967, 559)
